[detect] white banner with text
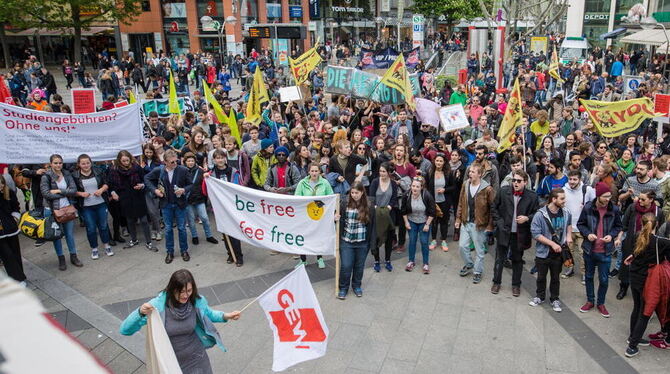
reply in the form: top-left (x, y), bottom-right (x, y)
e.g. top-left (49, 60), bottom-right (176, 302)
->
top-left (205, 178), bottom-right (337, 255)
top-left (0, 102), bottom-right (143, 163)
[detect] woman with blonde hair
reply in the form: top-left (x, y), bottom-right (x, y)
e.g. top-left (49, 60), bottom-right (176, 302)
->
top-left (624, 213), bottom-right (670, 357)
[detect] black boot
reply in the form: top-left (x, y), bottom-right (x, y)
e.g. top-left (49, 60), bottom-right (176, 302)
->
top-left (70, 254), bottom-right (83, 267)
top-left (616, 284), bottom-right (628, 300)
top-left (453, 227), bottom-right (460, 242)
top-left (58, 255), bottom-right (66, 271)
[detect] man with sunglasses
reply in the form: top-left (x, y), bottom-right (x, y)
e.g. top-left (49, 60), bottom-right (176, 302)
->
top-left (491, 170), bottom-right (539, 296)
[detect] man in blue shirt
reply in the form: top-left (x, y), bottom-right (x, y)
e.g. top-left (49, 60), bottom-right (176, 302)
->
top-left (610, 58), bottom-right (624, 80)
top-left (537, 158), bottom-right (568, 200)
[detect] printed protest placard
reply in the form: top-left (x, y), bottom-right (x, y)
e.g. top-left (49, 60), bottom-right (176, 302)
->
top-left (71, 88), bottom-right (96, 114)
top-left (439, 104), bottom-right (470, 132)
top-left (279, 86), bottom-right (303, 102)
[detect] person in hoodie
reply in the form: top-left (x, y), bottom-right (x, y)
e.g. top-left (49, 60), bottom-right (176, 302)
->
top-left (183, 153), bottom-right (218, 246)
top-left (294, 163), bottom-right (334, 269)
top-left (529, 188), bottom-right (573, 313)
top-left (250, 139), bottom-right (275, 190)
top-left (455, 163), bottom-right (495, 284)
top-left (264, 146), bottom-right (301, 194)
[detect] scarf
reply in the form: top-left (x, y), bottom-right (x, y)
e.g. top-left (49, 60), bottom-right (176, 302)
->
top-left (617, 158), bottom-right (635, 175)
top-left (635, 201), bottom-right (656, 232)
top-left (111, 164), bottom-right (142, 189)
top-left (449, 160), bottom-right (462, 172)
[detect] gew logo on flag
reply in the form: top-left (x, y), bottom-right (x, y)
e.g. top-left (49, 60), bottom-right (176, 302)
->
top-left (268, 289), bottom-right (327, 346)
top-left (259, 265), bottom-right (329, 371)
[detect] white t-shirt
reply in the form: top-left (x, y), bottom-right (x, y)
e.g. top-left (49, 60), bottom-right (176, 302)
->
top-left (56, 177), bottom-right (70, 208)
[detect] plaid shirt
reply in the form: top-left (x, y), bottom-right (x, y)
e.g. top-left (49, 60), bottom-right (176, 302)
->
top-left (343, 208), bottom-right (366, 243)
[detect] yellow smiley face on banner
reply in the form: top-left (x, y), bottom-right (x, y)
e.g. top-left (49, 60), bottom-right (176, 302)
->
top-left (307, 201), bottom-right (325, 221)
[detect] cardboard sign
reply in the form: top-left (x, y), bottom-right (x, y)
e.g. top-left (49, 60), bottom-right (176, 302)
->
top-left (279, 86), bottom-right (303, 102)
top-left (71, 89), bottom-right (96, 114)
top-left (439, 104), bottom-right (470, 132)
top-left (114, 100), bottom-right (129, 108)
top-left (655, 93), bottom-right (670, 117)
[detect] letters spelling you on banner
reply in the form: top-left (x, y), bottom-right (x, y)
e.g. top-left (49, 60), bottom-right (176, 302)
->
top-left (579, 97), bottom-right (659, 138)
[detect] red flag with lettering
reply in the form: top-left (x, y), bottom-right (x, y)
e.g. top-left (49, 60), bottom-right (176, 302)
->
top-left (258, 265), bottom-right (328, 371)
top-left (0, 75), bottom-right (15, 105)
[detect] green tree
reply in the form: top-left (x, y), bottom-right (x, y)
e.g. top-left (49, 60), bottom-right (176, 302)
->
top-left (410, 0), bottom-right (488, 23)
top-left (0, 0), bottom-right (30, 68)
top-left (28, 0), bottom-right (143, 63)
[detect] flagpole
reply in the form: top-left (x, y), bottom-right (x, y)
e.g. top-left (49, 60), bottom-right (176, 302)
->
top-left (334, 194), bottom-right (341, 297)
top-left (224, 234), bottom-right (238, 264)
top-left (521, 124), bottom-right (527, 172)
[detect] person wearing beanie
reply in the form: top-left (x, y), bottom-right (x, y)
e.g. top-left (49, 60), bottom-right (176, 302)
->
top-left (250, 138), bottom-right (275, 190)
top-left (576, 181), bottom-right (623, 318)
top-left (263, 145), bottom-right (301, 194)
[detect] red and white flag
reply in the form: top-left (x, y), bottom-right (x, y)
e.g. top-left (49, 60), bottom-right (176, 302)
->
top-left (258, 265), bottom-right (329, 371)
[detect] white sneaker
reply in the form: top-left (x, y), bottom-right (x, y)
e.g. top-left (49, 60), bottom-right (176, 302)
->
top-left (529, 297), bottom-right (543, 307)
top-left (105, 247), bottom-right (114, 256)
top-left (151, 232), bottom-right (157, 240)
top-left (581, 275), bottom-right (586, 285)
top-left (19, 281), bottom-right (27, 288)
top-left (91, 249), bottom-right (99, 260)
top-left (155, 232), bottom-right (162, 241)
top-left (551, 300), bottom-right (562, 312)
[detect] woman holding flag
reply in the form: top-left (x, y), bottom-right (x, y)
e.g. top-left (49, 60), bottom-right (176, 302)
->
top-left (120, 269), bottom-right (241, 373)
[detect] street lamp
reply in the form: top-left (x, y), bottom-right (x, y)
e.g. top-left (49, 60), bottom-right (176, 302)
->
top-left (375, 16), bottom-right (385, 43)
top-left (640, 16), bottom-right (669, 84)
top-left (221, 16), bottom-right (237, 64)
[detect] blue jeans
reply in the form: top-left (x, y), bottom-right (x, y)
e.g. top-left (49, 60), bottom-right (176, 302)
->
top-left (162, 203), bottom-right (188, 254)
top-left (45, 208), bottom-right (77, 256)
top-left (80, 203), bottom-right (111, 248)
top-left (339, 241), bottom-right (368, 291)
top-left (584, 251), bottom-right (611, 305)
top-left (187, 203), bottom-right (213, 239)
top-left (459, 222), bottom-right (488, 274)
top-left (408, 221), bottom-right (430, 265)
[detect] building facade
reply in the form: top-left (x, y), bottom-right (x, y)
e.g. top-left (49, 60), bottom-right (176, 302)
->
top-left (119, 0), bottom-right (313, 58)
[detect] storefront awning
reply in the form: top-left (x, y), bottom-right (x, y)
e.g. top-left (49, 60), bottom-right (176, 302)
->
top-left (6, 27), bottom-right (113, 37)
top-left (620, 28), bottom-right (670, 46)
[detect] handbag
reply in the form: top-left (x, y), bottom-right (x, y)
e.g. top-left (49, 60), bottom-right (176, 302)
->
top-left (45, 173), bottom-right (78, 223)
top-left (53, 205), bottom-right (78, 223)
top-left (435, 203), bottom-right (443, 218)
top-left (542, 215), bottom-right (572, 265)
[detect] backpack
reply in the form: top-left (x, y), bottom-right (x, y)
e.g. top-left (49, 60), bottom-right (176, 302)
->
top-left (19, 209), bottom-right (63, 241)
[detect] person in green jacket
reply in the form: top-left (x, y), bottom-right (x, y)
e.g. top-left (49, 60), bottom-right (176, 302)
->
top-left (449, 84), bottom-right (468, 106)
top-left (250, 139), bottom-right (276, 189)
top-left (294, 163), bottom-right (334, 268)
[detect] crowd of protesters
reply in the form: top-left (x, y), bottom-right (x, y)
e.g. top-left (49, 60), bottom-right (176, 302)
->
top-left (1, 34), bottom-right (670, 359)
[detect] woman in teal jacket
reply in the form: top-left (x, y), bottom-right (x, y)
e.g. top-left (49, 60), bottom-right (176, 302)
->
top-left (294, 162), bottom-right (334, 268)
top-left (120, 269), bottom-right (241, 373)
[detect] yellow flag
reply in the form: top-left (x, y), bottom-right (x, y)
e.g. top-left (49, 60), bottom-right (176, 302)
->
top-left (580, 98), bottom-right (660, 138)
top-left (202, 81), bottom-right (242, 147)
top-left (128, 90), bottom-right (136, 104)
top-left (496, 77), bottom-right (523, 153)
top-left (378, 54), bottom-right (415, 109)
top-left (168, 70), bottom-right (180, 115)
top-left (246, 68), bottom-right (269, 125)
top-left (289, 47), bottom-right (323, 85)
top-left (548, 45), bottom-right (564, 84)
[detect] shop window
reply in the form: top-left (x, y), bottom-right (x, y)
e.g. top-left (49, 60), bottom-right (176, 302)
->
top-left (142, 0), bottom-right (151, 12)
